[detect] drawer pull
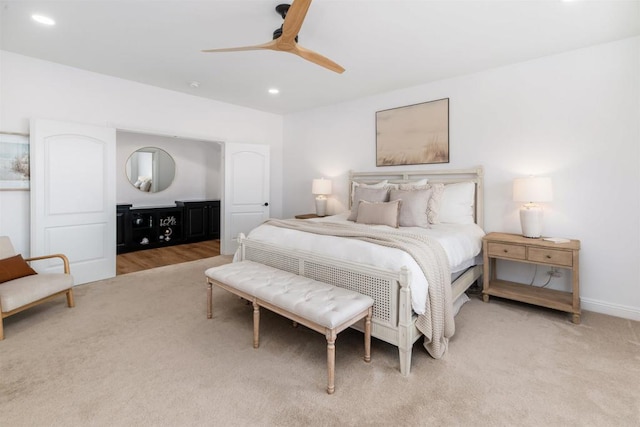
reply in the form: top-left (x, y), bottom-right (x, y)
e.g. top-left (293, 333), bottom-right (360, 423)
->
top-left (546, 255), bottom-right (552, 259)
top-left (503, 249), bottom-right (508, 253)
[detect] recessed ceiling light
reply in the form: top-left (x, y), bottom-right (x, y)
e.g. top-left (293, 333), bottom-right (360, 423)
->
top-left (189, 81), bottom-right (200, 88)
top-left (32, 14), bottom-right (55, 26)
top-left (268, 88), bottom-right (280, 95)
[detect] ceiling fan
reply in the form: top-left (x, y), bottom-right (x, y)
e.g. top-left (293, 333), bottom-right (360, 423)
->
top-left (202, 0), bottom-right (345, 74)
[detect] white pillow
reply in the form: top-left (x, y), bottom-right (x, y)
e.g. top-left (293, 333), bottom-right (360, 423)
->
top-left (398, 178), bottom-right (428, 190)
top-left (437, 182), bottom-right (475, 224)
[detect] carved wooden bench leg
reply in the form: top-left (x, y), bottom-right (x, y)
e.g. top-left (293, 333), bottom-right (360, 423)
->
top-left (253, 300), bottom-right (260, 349)
top-left (207, 281), bottom-right (213, 319)
top-left (364, 308), bottom-right (372, 363)
top-left (326, 329), bottom-right (337, 395)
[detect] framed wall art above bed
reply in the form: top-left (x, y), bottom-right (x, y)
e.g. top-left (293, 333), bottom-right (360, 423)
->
top-left (376, 98), bottom-right (449, 167)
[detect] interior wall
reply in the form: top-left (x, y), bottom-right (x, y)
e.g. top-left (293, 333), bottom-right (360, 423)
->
top-left (282, 37), bottom-right (640, 320)
top-left (116, 131), bottom-right (221, 206)
top-left (0, 51), bottom-right (283, 256)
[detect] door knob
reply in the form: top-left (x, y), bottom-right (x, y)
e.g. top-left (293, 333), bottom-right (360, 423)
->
top-left (263, 202), bottom-right (269, 207)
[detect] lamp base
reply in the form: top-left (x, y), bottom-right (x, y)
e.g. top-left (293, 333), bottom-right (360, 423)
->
top-left (315, 196), bottom-right (327, 217)
top-left (520, 204), bottom-right (543, 238)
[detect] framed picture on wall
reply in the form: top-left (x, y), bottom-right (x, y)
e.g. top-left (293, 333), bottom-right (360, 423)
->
top-left (0, 133), bottom-right (30, 190)
top-left (376, 98), bottom-right (449, 166)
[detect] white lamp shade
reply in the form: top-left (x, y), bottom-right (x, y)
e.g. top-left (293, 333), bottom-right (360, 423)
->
top-left (513, 177), bottom-right (553, 203)
top-left (312, 178), bottom-right (332, 195)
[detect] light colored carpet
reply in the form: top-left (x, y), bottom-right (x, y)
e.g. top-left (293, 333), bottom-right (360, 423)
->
top-left (1, 255), bottom-right (638, 426)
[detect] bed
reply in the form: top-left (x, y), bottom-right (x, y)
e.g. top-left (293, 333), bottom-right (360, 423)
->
top-left (235, 167), bottom-right (485, 375)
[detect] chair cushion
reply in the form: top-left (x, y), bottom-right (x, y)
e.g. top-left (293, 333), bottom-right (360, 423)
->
top-left (0, 273), bottom-right (73, 312)
top-left (0, 254), bottom-right (37, 284)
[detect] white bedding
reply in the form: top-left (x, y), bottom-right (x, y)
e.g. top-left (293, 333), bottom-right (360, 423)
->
top-left (244, 212), bottom-right (485, 315)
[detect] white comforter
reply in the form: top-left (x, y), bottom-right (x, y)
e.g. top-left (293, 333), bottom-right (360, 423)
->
top-left (244, 213), bottom-right (485, 315)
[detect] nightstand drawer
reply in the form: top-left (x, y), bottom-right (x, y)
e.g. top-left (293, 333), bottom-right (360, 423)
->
top-left (527, 248), bottom-right (573, 267)
top-left (487, 243), bottom-right (526, 260)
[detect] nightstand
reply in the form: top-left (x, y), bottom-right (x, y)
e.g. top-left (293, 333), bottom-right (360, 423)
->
top-left (295, 213), bottom-right (320, 219)
top-left (482, 232), bottom-right (581, 324)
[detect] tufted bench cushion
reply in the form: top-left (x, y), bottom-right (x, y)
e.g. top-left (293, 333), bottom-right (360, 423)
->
top-left (205, 260), bottom-right (374, 394)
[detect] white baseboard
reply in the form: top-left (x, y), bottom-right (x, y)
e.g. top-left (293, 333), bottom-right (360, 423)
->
top-left (581, 297), bottom-right (640, 321)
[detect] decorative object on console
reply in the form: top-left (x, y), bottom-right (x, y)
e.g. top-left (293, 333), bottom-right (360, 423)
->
top-left (513, 176), bottom-right (553, 238)
top-left (376, 98), bottom-right (449, 167)
top-left (312, 178), bottom-right (332, 217)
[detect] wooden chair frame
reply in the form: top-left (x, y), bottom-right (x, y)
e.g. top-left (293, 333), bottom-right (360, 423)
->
top-left (0, 253), bottom-right (74, 340)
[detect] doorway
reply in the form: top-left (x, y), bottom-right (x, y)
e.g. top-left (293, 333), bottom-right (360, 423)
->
top-left (30, 119), bottom-right (271, 280)
top-left (115, 130), bottom-right (223, 274)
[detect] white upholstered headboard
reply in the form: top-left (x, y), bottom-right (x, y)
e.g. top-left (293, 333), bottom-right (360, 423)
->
top-left (348, 166), bottom-right (484, 229)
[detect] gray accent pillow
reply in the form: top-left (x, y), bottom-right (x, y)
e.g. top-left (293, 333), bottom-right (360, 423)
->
top-left (355, 200), bottom-right (401, 228)
top-left (347, 187), bottom-right (390, 221)
top-left (390, 188), bottom-right (432, 228)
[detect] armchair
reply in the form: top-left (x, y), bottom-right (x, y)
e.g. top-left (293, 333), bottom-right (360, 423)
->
top-left (0, 236), bottom-right (75, 340)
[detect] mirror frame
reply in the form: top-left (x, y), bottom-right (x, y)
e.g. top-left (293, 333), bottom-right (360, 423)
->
top-left (125, 147), bottom-right (176, 193)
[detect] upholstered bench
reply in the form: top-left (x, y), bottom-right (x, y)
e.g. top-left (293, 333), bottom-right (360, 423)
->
top-left (205, 260), bottom-right (374, 394)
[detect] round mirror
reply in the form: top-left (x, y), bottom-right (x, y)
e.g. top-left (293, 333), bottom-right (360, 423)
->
top-left (125, 147), bottom-right (175, 193)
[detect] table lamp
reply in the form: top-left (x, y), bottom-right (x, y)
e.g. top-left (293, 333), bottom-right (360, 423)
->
top-left (312, 178), bottom-right (332, 217)
top-left (513, 177), bottom-right (553, 238)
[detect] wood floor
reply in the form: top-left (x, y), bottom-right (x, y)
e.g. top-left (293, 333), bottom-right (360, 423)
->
top-left (116, 239), bottom-right (221, 275)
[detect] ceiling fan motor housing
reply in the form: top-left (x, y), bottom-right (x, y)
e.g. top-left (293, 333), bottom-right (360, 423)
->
top-left (273, 4), bottom-right (298, 43)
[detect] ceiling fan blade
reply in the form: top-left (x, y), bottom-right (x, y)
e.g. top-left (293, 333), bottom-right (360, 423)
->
top-left (202, 40), bottom-right (277, 53)
top-left (279, 0), bottom-right (312, 45)
top-left (293, 44), bottom-right (345, 74)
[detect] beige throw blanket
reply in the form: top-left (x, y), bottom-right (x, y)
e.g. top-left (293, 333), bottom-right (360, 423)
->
top-left (262, 219), bottom-right (455, 358)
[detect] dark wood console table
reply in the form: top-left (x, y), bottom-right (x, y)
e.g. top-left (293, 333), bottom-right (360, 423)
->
top-left (117, 200), bottom-right (220, 254)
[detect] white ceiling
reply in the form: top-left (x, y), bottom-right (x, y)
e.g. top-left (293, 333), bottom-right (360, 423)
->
top-left (1, 0), bottom-right (639, 115)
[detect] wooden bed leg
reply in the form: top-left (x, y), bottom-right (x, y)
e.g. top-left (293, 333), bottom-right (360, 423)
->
top-left (398, 267), bottom-right (412, 376)
top-left (364, 308), bottom-right (372, 363)
top-left (326, 329), bottom-right (337, 394)
top-left (399, 347), bottom-right (412, 377)
top-left (252, 300), bottom-right (260, 349)
top-left (207, 281), bottom-right (213, 319)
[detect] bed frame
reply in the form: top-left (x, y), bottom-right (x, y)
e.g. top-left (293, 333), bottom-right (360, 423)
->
top-left (239, 167), bottom-right (484, 376)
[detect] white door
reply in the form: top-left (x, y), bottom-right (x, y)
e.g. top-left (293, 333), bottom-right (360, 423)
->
top-left (222, 143), bottom-right (270, 255)
top-left (30, 119), bottom-right (116, 285)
